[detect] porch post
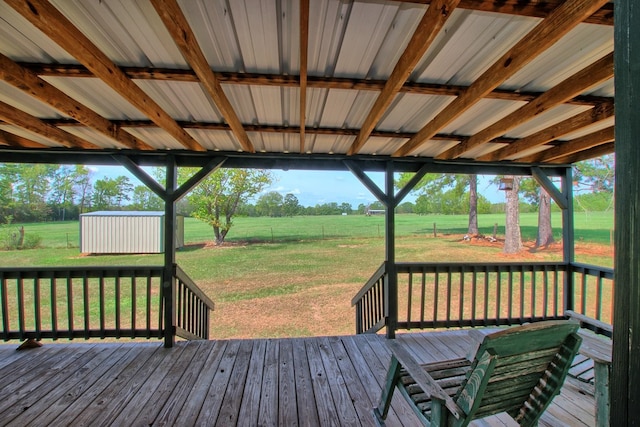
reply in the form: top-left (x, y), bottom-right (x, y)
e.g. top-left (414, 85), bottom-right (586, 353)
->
top-left (163, 155), bottom-right (177, 348)
top-left (385, 161), bottom-right (397, 339)
top-left (612, 1), bottom-right (640, 424)
top-left (562, 166), bottom-right (575, 312)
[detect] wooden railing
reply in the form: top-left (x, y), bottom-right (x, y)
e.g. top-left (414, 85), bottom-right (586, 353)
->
top-left (569, 262), bottom-right (614, 325)
top-left (352, 262), bottom-right (387, 334)
top-left (0, 265), bottom-right (214, 342)
top-left (353, 261), bottom-right (614, 335)
top-left (175, 265), bottom-right (214, 340)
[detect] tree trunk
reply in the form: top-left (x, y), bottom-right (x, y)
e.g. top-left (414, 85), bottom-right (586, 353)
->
top-left (468, 174), bottom-right (479, 235)
top-left (504, 176), bottom-right (523, 254)
top-left (536, 188), bottom-right (554, 248)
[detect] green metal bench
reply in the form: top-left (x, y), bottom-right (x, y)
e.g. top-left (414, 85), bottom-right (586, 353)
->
top-left (375, 320), bottom-right (582, 426)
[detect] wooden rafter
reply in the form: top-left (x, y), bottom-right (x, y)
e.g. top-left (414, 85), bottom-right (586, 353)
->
top-left (149, 0), bottom-right (254, 153)
top-left (552, 141), bottom-right (614, 164)
top-left (437, 51), bottom-right (614, 160)
top-left (392, 0), bottom-right (611, 158)
top-left (479, 102), bottom-right (614, 162)
top-left (518, 126), bottom-right (615, 163)
top-left (0, 129), bottom-right (48, 148)
top-left (348, 0), bottom-right (461, 155)
top-left (6, 0), bottom-right (205, 152)
top-left (299, 0), bottom-right (309, 153)
top-left (0, 100), bottom-right (97, 149)
top-left (395, 0), bottom-right (613, 26)
top-left (21, 63), bottom-right (611, 108)
top-left (0, 54), bottom-right (152, 151)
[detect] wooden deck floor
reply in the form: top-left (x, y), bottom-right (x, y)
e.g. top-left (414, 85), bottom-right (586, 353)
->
top-left (0, 330), bottom-right (595, 426)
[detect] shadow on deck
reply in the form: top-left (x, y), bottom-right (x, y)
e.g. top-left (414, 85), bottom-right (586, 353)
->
top-left (0, 330), bottom-right (594, 426)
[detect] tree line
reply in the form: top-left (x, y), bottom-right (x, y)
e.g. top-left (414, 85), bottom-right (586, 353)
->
top-left (0, 155), bottom-right (613, 248)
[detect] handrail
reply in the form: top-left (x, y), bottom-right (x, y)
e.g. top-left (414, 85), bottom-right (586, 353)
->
top-left (352, 262), bottom-right (387, 334)
top-left (353, 260), bottom-right (615, 335)
top-left (174, 265), bottom-right (214, 340)
top-left (0, 266), bottom-right (164, 341)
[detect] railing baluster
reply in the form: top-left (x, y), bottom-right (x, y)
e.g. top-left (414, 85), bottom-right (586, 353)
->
top-left (596, 272), bottom-right (603, 321)
top-left (131, 275), bottom-right (137, 337)
top-left (420, 270), bottom-right (426, 329)
top-left (34, 277), bottom-right (41, 339)
top-left (407, 272), bottom-right (412, 329)
top-left (446, 268), bottom-right (452, 328)
top-left (507, 266), bottom-right (513, 324)
top-left (99, 273), bottom-right (105, 338)
top-left (83, 273), bottom-right (90, 339)
top-left (471, 266), bottom-right (477, 327)
top-left (543, 265), bottom-right (549, 319)
top-left (17, 277), bottom-right (25, 340)
top-left (433, 268), bottom-right (439, 327)
top-left (496, 266), bottom-right (502, 323)
top-left (459, 268), bottom-right (464, 324)
top-left (146, 275), bottom-right (152, 338)
top-left (51, 276), bottom-right (57, 340)
top-left (483, 269), bottom-right (489, 326)
top-left (1, 273), bottom-right (8, 341)
top-left (531, 267), bottom-right (536, 320)
top-left (66, 272), bottom-right (73, 337)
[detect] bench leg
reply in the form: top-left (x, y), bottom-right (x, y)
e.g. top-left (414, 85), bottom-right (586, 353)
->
top-left (593, 361), bottom-right (610, 427)
top-left (375, 356), bottom-right (401, 425)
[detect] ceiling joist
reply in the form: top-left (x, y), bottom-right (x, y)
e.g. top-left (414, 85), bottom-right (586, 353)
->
top-left (436, 51), bottom-right (614, 160)
top-left (0, 53), bottom-right (152, 151)
top-left (519, 126), bottom-right (614, 163)
top-left (6, 0), bottom-right (205, 152)
top-left (348, 0), bottom-right (461, 155)
top-left (392, 0), bottom-right (611, 158)
top-left (149, 0), bottom-right (254, 153)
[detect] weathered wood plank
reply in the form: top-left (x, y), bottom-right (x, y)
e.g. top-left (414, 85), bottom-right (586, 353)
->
top-left (215, 339), bottom-right (254, 426)
top-left (316, 336), bottom-right (360, 426)
top-left (292, 338), bottom-right (320, 426)
top-left (328, 337), bottom-right (378, 427)
top-left (258, 339), bottom-right (280, 426)
top-left (99, 343), bottom-right (190, 427)
top-left (278, 338), bottom-right (299, 427)
top-left (237, 339), bottom-right (267, 426)
top-left (304, 338), bottom-right (340, 426)
top-left (37, 344), bottom-right (153, 426)
top-left (66, 343), bottom-right (168, 426)
top-left (0, 344), bottom-right (95, 416)
top-left (0, 344), bottom-right (121, 425)
top-left (195, 340), bottom-right (242, 425)
top-left (174, 340), bottom-right (228, 426)
top-left (128, 341), bottom-right (203, 426)
top-left (0, 332), bottom-right (598, 427)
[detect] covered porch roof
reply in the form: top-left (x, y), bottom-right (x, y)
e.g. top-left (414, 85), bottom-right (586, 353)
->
top-left (0, 0), bottom-right (613, 166)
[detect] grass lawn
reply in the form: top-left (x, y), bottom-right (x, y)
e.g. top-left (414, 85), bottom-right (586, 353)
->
top-left (0, 212), bottom-right (614, 339)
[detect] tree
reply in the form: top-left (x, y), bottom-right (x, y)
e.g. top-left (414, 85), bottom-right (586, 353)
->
top-left (256, 191), bottom-right (284, 217)
top-left (519, 177), bottom-right (554, 248)
top-left (503, 176), bottom-right (523, 254)
top-left (91, 176), bottom-right (133, 210)
top-left (130, 185), bottom-right (163, 211)
top-left (282, 193), bottom-right (300, 216)
top-left (468, 174), bottom-right (478, 235)
top-left (536, 189), bottom-right (554, 247)
top-left (183, 168), bottom-right (272, 245)
top-left (73, 165), bottom-right (93, 214)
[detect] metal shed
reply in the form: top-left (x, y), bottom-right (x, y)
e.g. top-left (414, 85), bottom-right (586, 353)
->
top-left (80, 211), bottom-right (184, 254)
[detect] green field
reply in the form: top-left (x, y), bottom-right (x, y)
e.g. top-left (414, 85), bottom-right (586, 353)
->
top-left (0, 212), bottom-right (614, 338)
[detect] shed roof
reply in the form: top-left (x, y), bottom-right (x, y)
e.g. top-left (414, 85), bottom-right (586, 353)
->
top-left (0, 0), bottom-right (614, 168)
top-left (81, 211), bottom-right (165, 217)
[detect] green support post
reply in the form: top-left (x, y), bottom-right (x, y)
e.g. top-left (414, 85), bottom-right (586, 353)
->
top-left (163, 156), bottom-right (177, 348)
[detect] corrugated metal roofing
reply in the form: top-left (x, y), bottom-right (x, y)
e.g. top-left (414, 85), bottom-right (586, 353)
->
top-left (0, 0), bottom-right (615, 165)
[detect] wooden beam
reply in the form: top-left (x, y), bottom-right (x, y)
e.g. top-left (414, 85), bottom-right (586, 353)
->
top-left (344, 160), bottom-right (387, 206)
top-left (518, 126), bottom-right (614, 163)
top-left (299, 0), bottom-right (309, 153)
top-left (21, 63), bottom-right (611, 107)
top-left (437, 52), bottom-right (614, 160)
top-left (394, 163), bottom-right (431, 204)
top-left (0, 100), bottom-right (97, 149)
top-left (0, 129), bottom-right (48, 148)
top-left (6, 0), bottom-right (205, 152)
top-left (551, 141), bottom-right (614, 164)
top-left (173, 157), bottom-right (227, 202)
top-left (113, 155), bottom-right (166, 198)
top-left (391, 0), bottom-right (613, 26)
top-left (348, 0), bottom-right (461, 155)
top-left (612, 0), bottom-right (640, 423)
top-left (0, 53), bottom-right (152, 151)
top-left (479, 102), bottom-right (614, 162)
top-left (149, 0), bottom-right (254, 153)
top-left (531, 167), bottom-right (567, 210)
top-left (392, 0), bottom-right (611, 158)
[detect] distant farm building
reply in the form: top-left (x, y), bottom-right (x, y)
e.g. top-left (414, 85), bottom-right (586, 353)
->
top-left (80, 211), bottom-right (184, 254)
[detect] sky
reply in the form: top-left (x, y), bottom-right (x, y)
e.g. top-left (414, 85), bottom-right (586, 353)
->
top-left (90, 165), bottom-right (504, 207)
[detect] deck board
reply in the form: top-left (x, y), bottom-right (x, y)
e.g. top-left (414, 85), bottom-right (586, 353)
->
top-left (0, 330), bottom-right (596, 426)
